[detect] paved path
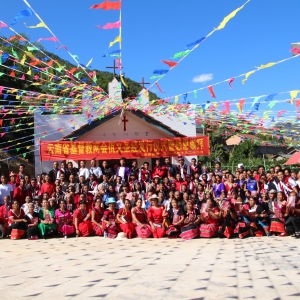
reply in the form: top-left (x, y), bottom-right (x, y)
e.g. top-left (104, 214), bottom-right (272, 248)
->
top-left (1, 236), bottom-right (300, 299)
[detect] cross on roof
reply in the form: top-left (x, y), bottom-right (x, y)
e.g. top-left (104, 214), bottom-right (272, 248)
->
top-left (106, 59), bottom-right (122, 76)
top-left (137, 77), bottom-right (150, 89)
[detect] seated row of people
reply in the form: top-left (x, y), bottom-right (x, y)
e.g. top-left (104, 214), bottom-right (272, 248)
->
top-left (1, 188), bottom-right (299, 240)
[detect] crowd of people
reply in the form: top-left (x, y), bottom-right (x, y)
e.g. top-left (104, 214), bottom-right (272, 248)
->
top-left (0, 156), bottom-right (300, 241)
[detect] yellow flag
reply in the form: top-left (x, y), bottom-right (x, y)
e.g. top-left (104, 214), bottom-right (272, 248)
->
top-left (236, 103), bottom-right (242, 113)
top-left (109, 36), bottom-right (122, 48)
top-left (20, 54), bottom-right (26, 65)
top-left (175, 96), bottom-right (179, 104)
top-left (215, 1), bottom-right (249, 30)
top-left (242, 70), bottom-right (256, 84)
top-left (25, 51), bottom-right (36, 60)
top-left (120, 75), bottom-right (128, 87)
top-left (290, 90), bottom-right (300, 100)
top-left (86, 58), bottom-right (93, 68)
top-left (26, 68), bottom-right (32, 75)
top-left (25, 22), bottom-right (47, 29)
top-left (257, 62), bottom-right (276, 69)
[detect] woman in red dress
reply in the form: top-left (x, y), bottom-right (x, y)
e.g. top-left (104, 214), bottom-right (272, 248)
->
top-left (8, 200), bottom-right (28, 239)
top-left (74, 200), bottom-right (93, 237)
top-left (102, 198), bottom-right (120, 239)
top-left (199, 199), bottom-right (220, 238)
top-left (91, 198), bottom-right (105, 236)
top-left (116, 199), bottom-right (135, 238)
top-left (147, 194), bottom-right (166, 238)
top-left (224, 174), bottom-right (239, 201)
top-left (270, 191), bottom-right (287, 236)
top-left (132, 198), bottom-right (151, 238)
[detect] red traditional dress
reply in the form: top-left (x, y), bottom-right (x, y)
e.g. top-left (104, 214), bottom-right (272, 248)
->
top-left (0, 205), bottom-right (10, 234)
top-left (117, 208), bottom-right (135, 239)
top-left (102, 209), bottom-right (120, 239)
top-left (40, 182), bottom-right (55, 196)
top-left (270, 200), bottom-right (287, 234)
top-left (133, 207), bottom-right (151, 238)
top-left (8, 208), bottom-right (27, 239)
top-left (91, 206), bottom-right (105, 236)
top-left (224, 182), bottom-right (239, 200)
top-left (199, 207), bottom-right (220, 238)
top-left (73, 208), bottom-right (93, 237)
top-left (147, 206), bottom-right (165, 238)
top-left (180, 210), bottom-right (200, 240)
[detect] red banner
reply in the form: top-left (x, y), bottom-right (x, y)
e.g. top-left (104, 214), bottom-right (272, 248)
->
top-left (40, 136), bottom-right (210, 161)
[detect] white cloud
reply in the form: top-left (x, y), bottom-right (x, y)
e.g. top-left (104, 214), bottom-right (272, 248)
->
top-left (192, 73), bottom-right (213, 83)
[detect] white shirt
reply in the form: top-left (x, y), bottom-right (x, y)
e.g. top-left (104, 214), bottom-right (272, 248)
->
top-left (119, 167), bottom-right (125, 182)
top-left (116, 200), bottom-right (125, 210)
top-left (78, 168), bottom-right (90, 180)
top-left (163, 199), bottom-right (171, 210)
top-left (0, 183), bottom-right (13, 205)
top-left (89, 167), bottom-right (103, 178)
top-left (21, 203), bottom-right (30, 215)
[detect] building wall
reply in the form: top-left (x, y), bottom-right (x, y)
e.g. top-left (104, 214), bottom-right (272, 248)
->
top-left (78, 112), bottom-right (174, 142)
top-left (226, 136), bottom-right (241, 146)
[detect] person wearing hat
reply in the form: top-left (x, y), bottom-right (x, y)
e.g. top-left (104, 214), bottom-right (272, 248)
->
top-left (102, 198), bottom-right (120, 238)
top-left (237, 163), bottom-right (244, 171)
top-left (147, 194), bottom-right (166, 238)
top-left (8, 172), bottom-right (17, 190)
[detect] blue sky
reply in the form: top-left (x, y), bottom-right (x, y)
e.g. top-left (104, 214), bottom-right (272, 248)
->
top-left (0, 0), bottom-right (300, 117)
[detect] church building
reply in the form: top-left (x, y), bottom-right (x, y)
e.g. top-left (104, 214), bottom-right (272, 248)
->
top-left (34, 78), bottom-right (202, 173)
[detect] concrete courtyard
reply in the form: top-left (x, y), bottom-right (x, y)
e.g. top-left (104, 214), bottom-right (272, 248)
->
top-left (0, 236), bottom-right (300, 300)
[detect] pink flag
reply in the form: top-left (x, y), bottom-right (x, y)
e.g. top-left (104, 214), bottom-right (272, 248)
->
top-left (228, 77), bottom-right (234, 89)
top-left (0, 21), bottom-right (8, 29)
top-left (116, 58), bottom-right (121, 70)
top-left (38, 37), bottom-right (58, 43)
top-left (97, 20), bottom-right (120, 29)
top-left (291, 48), bottom-right (300, 54)
top-left (155, 82), bottom-right (166, 93)
top-left (20, 74), bottom-right (25, 80)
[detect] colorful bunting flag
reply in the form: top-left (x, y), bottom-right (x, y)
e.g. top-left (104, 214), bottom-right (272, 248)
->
top-left (97, 20), bottom-right (121, 29)
top-left (25, 22), bottom-right (47, 29)
top-left (11, 8), bottom-right (34, 25)
top-left (161, 60), bottom-right (178, 68)
top-left (155, 82), bottom-right (166, 93)
top-left (90, 1), bottom-right (121, 10)
top-left (109, 35), bottom-right (121, 48)
top-left (215, 1), bottom-right (249, 30)
top-left (208, 86), bottom-right (216, 98)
